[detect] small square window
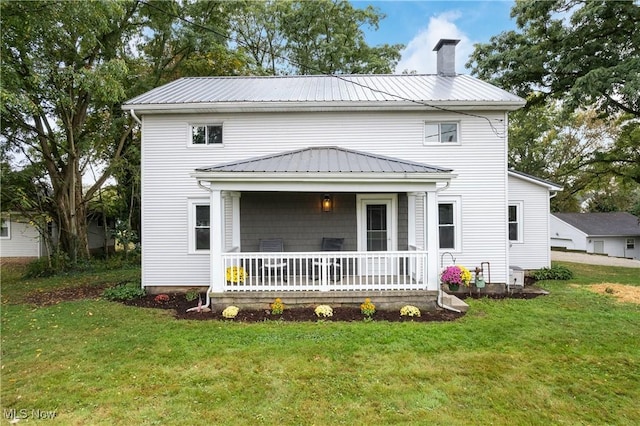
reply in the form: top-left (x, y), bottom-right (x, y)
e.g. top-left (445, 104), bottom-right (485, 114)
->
top-left (0, 218), bottom-right (9, 238)
top-left (191, 125), bottom-right (222, 145)
top-left (425, 122), bottom-right (458, 143)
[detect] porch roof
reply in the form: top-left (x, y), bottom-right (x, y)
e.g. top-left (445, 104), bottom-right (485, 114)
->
top-left (196, 146), bottom-right (452, 174)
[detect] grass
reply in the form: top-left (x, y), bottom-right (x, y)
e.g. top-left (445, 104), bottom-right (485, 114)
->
top-left (1, 261), bottom-right (639, 425)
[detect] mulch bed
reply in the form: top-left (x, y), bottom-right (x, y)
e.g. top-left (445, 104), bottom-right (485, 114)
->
top-left (21, 284), bottom-right (548, 322)
top-left (124, 293), bottom-right (466, 322)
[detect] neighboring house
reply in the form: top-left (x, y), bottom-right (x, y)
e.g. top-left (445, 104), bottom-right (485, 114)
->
top-left (122, 39), bottom-right (556, 308)
top-left (0, 213), bottom-right (114, 259)
top-left (551, 212), bottom-right (640, 260)
top-left (0, 214), bottom-right (47, 258)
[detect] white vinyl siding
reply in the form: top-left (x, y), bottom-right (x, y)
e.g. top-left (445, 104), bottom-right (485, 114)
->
top-left (509, 175), bottom-right (552, 269)
top-left (0, 219), bottom-right (41, 257)
top-left (141, 110), bottom-right (510, 287)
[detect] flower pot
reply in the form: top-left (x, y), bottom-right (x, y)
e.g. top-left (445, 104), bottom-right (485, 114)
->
top-left (448, 284), bottom-right (460, 292)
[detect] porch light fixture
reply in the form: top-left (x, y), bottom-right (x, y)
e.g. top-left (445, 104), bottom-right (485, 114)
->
top-left (322, 194), bottom-right (333, 212)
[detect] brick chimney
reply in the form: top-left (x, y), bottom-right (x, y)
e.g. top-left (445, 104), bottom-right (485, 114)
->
top-left (433, 39), bottom-right (460, 76)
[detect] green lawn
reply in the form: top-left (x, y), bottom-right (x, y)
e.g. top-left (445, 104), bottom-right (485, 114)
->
top-left (1, 261), bottom-right (639, 425)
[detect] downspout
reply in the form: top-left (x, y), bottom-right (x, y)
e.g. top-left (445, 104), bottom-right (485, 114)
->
top-left (433, 182), bottom-right (461, 313)
top-left (186, 179), bottom-right (213, 311)
top-left (129, 109), bottom-right (142, 125)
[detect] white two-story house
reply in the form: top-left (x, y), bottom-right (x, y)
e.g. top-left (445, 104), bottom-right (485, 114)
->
top-left (123, 39), bottom-right (558, 310)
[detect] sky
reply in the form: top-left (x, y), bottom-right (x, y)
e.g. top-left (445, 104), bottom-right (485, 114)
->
top-left (354, 0), bottom-right (518, 74)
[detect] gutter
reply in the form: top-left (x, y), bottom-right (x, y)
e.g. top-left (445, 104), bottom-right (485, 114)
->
top-left (433, 182), bottom-right (462, 313)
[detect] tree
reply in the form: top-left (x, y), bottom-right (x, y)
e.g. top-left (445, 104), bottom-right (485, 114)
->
top-left (469, 0), bottom-right (640, 197)
top-left (508, 100), bottom-right (623, 211)
top-left (468, 0), bottom-right (640, 118)
top-left (1, 1), bottom-right (143, 261)
top-left (230, 0), bottom-right (403, 75)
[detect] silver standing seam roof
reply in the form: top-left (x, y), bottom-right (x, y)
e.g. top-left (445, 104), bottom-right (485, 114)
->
top-left (196, 146), bottom-right (452, 174)
top-left (123, 74), bottom-right (524, 108)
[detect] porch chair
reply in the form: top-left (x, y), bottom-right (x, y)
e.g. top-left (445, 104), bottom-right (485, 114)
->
top-left (313, 237), bottom-right (344, 282)
top-left (259, 238), bottom-right (288, 282)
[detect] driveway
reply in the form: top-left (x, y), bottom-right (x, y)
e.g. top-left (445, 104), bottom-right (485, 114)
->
top-left (552, 251), bottom-right (640, 268)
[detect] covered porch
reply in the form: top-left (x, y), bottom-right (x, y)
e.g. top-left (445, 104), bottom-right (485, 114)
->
top-left (193, 147), bottom-right (455, 299)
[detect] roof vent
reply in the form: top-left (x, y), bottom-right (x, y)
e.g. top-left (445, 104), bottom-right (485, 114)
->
top-left (433, 39), bottom-right (460, 76)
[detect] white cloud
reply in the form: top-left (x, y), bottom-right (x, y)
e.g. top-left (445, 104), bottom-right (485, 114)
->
top-left (394, 11), bottom-right (474, 75)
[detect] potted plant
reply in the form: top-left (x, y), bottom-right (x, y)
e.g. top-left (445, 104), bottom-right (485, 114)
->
top-left (441, 265), bottom-right (472, 291)
top-left (225, 266), bottom-right (247, 285)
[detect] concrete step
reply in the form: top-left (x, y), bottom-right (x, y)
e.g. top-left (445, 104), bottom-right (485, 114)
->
top-left (441, 292), bottom-right (469, 312)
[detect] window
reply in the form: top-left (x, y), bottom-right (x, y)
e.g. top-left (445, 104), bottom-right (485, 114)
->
top-left (0, 218), bottom-right (9, 238)
top-left (191, 125), bottom-right (222, 145)
top-left (425, 122), bottom-right (459, 144)
top-left (508, 202), bottom-right (523, 243)
top-left (627, 238), bottom-right (636, 250)
top-left (188, 200), bottom-right (211, 252)
top-left (438, 203), bottom-right (455, 249)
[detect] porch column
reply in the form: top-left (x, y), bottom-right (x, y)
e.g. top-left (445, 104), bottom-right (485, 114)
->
top-left (210, 189), bottom-right (224, 292)
top-left (407, 192), bottom-right (417, 248)
top-left (425, 190), bottom-right (440, 290)
top-left (229, 192), bottom-right (241, 251)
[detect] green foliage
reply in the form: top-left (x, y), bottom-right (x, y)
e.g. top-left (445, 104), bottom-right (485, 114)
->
top-left (230, 0), bottom-right (402, 75)
top-left (102, 281), bottom-right (146, 301)
top-left (532, 265), bottom-right (574, 281)
top-left (470, 0), bottom-right (640, 191)
top-left (185, 288), bottom-right (201, 302)
top-left (24, 251), bottom-right (71, 278)
top-left (468, 0), bottom-right (640, 118)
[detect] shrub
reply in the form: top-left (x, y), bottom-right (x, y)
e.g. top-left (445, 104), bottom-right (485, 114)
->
top-left (270, 298), bottom-right (285, 315)
top-left (532, 265), bottom-right (573, 281)
top-left (314, 305), bottom-right (333, 318)
top-left (400, 305), bottom-right (421, 317)
top-left (185, 288), bottom-right (201, 302)
top-left (360, 298), bottom-right (376, 317)
top-left (222, 306), bottom-right (239, 319)
top-left (102, 282), bottom-right (146, 301)
top-left (24, 251), bottom-right (71, 278)
top-left (154, 294), bottom-right (170, 304)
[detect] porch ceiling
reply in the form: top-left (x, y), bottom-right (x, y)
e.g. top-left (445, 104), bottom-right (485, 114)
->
top-left (192, 146), bottom-right (455, 191)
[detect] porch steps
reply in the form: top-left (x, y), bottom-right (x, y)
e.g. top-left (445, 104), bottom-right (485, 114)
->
top-left (440, 292), bottom-right (469, 313)
top-left (209, 290), bottom-right (439, 312)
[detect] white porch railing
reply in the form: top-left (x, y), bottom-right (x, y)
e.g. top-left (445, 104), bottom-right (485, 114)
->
top-left (220, 250), bottom-right (428, 292)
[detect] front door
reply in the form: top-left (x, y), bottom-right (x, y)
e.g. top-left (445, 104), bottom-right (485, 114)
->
top-left (357, 195), bottom-right (397, 275)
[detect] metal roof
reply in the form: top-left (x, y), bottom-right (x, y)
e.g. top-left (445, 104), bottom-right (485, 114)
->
top-left (553, 212), bottom-right (640, 237)
top-left (196, 146), bottom-right (452, 174)
top-left (508, 169), bottom-right (563, 191)
top-left (123, 74), bottom-right (524, 109)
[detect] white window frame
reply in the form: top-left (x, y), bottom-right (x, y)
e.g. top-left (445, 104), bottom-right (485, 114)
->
top-left (508, 201), bottom-right (524, 243)
top-left (437, 196), bottom-right (461, 251)
top-left (0, 217), bottom-right (10, 239)
top-left (188, 199), bottom-right (211, 254)
top-left (627, 238), bottom-right (635, 250)
top-left (189, 124), bottom-right (224, 147)
top-left (424, 121), bottom-right (460, 145)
